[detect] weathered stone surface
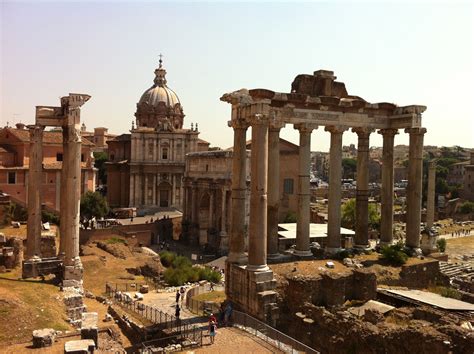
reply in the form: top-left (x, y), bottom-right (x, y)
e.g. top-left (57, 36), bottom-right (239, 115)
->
top-left (32, 328), bottom-right (56, 348)
top-left (64, 339), bottom-right (95, 353)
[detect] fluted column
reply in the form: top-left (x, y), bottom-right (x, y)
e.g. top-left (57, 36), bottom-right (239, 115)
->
top-left (294, 123), bottom-right (317, 257)
top-left (379, 129), bottom-right (398, 245)
top-left (228, 119), bottom-right (249, 264)
top-left (247, 115), bottom-right (269, 272)
top-left (353, 127), bottom-right (373, 249)
top-left (325, 126), bottom-right (347, 253)
top-left (267, 120), bottom-right (285, 259)
top-left (26, 125), bottom-right (44, 259)
top-left (426, 161), bottom-right (436, 229)
top-left (64, 125), bottom-right (82, 266)
top-left (405, 127), bottom-right (427, 250)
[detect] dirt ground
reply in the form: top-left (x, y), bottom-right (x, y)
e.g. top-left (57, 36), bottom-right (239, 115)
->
top-left (445, 235), bottom-right (474, 261)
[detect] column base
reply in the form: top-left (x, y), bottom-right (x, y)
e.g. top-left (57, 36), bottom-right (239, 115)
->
top-left (379, 240), bottom-right (394, 247)
top-left (63, 257), bottom-right (84, 288)
top-left (267, 253), bottom-right (281, 259)
top-left (246, 264), bottom-right (270, 272)
top-left (325, 247), bottom-right (342, 255)
top-left (293, 249), bottom-right (313, 258)
top-left (227, 252), bottom-right (248, 265)
top-left (404, 247), bottom-right (422, 257)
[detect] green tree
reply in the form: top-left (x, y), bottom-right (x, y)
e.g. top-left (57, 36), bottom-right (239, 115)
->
top-left (342, 158), bottom-right (357, 179)
top-left (80, 191), bottom-right (109, 220)
top-left (459, 201), bottom-right (474, 214)
top-left (94, 151), bottom-right (108, 186)
top-left (341, 198), bottom-right (380, 230)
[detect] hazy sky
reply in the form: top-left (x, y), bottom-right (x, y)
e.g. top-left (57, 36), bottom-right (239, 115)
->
top-left (1, 1), bottom-right (473, 151)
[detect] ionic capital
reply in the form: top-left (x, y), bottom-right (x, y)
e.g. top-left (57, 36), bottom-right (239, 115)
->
top-left (269, 118), bottom-right (286, 132)
top-left (405, 127), bottom-right (427, 136)
top-left (228, 119), bottom-right (249, 130)
top-left (294, 123), bottom-right (318, 133)
top-left (247, 114), bottom-right (268, 126)
top-left (352, 127), bottom-right (374, 139)
top-left (28, 125), bottom-right (44, 143)
top-left (324, 125), bottom-right (347, 135)
top-left (378, 128), bottom-right (399, 137)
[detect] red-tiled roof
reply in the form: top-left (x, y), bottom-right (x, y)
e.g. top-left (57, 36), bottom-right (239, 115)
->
top-left (4, 128), bottom-right (95, 146)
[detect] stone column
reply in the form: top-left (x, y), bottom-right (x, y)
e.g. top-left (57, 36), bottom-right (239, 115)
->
top-left (267, 121), bottom-right (285, 259)
top-left (426, 161), bottom-right (436, 229)
top-left (405, 127), bottom-right (427, 250)
top-left (152, 174), bottom-right (157, 206)
top-left (26, 125), bottom-right (44, 259)
top-left (294, 123), bottom-right (317, 257)
top-left (228, 119), bottom-right (249, 264)
top-left (129, 174), bottom-right (135, 207)
top-left (135, 173), bottom-right (140, 206)
top-left (59, 131), bottom-right (69, 256)
top-left (63, 125), bottom-right (82, 267)
top-left (248, 115), bottom-right (269, 272)
top-left (220, 188), bottom-right (229, 252)
top-left (325, 126), bottom-right (346, 253)
top-left (209, 186), bottom-right (215, 229)
top-left (353, 127), bottom-right (373, 249)
top-left (191, 184), bottom-right (198, 224)
top-left (144, 174), bottom-right (148, 205)
top-left (379, 129), bottom-right (398, 245)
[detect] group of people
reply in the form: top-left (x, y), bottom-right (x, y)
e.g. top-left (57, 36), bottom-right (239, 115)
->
top-left (450, 228), bottom-right (472, 237)
top-left (175, 286), bottom-right (186, 320)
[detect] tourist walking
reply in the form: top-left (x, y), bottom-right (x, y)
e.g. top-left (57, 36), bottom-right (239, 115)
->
top-left (176, 290), bottom-right (180, 303)
top-left (209, 282), bottom-right (215, 292)
top-left (209, 320), bottom-right (217, 344)
top-left (179, 286), bottom-right (185, 304)
top-left (175, 304), bottom-right (181, 320)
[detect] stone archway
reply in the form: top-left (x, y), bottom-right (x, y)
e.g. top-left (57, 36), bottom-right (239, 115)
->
top-left (158, 181), bottom-right (172, 207)
top-left (198, 192), bottom-right (210, 245)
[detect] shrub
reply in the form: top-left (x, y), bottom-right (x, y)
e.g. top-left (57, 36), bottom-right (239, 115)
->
top-left (42, 210), bottom-right (60, 225)
top-left (159, 251), bottom-right (176, 267)
top-left (172, 255), bottom-right (192, 269)
top-left (198, 267), bottom-right (222, 284)
top-left (283, 212), bottom-right (297, 223)
top-left (163, 267), bottom-right (189, 286)
top-left (436, 238), bottom-right (447, 253)
top-left (459, 201), bottom-right (474, 214)
top-left (380, 242), bottom-right (408, 266)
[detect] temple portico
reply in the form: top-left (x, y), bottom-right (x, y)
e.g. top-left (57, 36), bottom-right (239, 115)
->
top-left (23, 93), bottom-right (91, 287)
top-left (221, 70), bottom-right (427, 323)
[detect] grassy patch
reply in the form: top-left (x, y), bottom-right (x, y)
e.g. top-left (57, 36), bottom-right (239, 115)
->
top-left (0, 269), bottom-right (71, 345)
top-left (192, 290), bottom-right (226, 304)
top-left (106, 237), bottom-right (127, 245)
top-left (428, 286), bottom-right (462, 300)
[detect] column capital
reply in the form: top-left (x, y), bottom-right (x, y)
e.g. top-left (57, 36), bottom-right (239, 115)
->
top-left (325, 125), bottom-right (347, 134)
top-left (294, 123), bottom-right (318, 133)
top-left (228, 118), bottom-right (249, 130)
top-left (378, 128), bottom-right (399, 137)
top-left (405, 127), bottom-right (427, 135)
top-left (352, 127), bottom-right (374, 138)
top-left (28, 125), bottom-right (44, 141)
top-left (63, 125), bottom-right (82, 143)
top-left (269, 118), bottom-right (286, 132)
top-left (247, 114), bottom-right (268, 126)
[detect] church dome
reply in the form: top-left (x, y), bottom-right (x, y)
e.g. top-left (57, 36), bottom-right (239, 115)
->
top-left (138, 59), bottom-right (180, 108)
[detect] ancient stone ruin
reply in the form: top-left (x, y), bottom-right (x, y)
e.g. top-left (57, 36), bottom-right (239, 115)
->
top-left (221, 70), bottom-right (427, 323)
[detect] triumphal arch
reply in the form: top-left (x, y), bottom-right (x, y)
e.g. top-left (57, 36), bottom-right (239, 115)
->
top-left (23, 93), bottom-right (91, 288)
top-left (221, 70), bottom-right (427, 322)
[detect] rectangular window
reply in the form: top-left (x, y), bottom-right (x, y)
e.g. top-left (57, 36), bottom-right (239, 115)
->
top-left (148, 143), bottom-right (154, 157)
top-left (162, 148), bottom-right (168, 160)
top-left (283, 178), bottom-right (294, 195)
top-left (8, 172), bottom-right (16, 184)
top-left (56, 153), bottom-right (63, 161)
top-left (81, 154), bottom-right (84, 162)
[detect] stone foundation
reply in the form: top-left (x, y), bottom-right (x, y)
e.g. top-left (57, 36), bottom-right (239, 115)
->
top-left (64, 288), bottom-right (86, 327)
top-left (63, 258), bottom-right (84, 288)
top-left (226, 262), bottom-right (279, 324)
top-left (81, 312), bottom-right (98, 346)
top-left (32, 328), bottom-right (56, 348)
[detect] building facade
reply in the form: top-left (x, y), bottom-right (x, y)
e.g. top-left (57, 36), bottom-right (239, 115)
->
top-left (106, 59), bottom-right (209, 210)
top-left (0, 124), bottom-right (95, 212)
top-left (182, 138), bottom-right (299, 252)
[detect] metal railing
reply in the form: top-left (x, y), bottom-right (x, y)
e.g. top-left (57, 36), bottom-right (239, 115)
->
top-left (232, 310), bottom-right (319, 354)
top-left (105, 283), bottom-right (203, 337)
top-left (141, 331), bottom-right (203, 353)
top-left (185, 283), bottom-right (221, 316)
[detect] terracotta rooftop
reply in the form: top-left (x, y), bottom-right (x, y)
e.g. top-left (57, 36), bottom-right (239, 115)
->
top-left (4, 128), bottom-right (95, 146)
